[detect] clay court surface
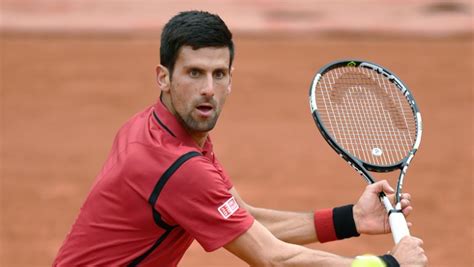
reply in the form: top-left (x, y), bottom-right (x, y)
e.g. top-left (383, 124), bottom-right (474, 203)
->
top-left (1, 2), bottom-right (473, 266)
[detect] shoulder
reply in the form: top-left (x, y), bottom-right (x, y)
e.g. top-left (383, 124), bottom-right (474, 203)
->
top-left (154, 153), bottom-right (230, 206)
top-left (121, 144), bottom-right (199, 177)
top-left (115, 106), bottom-right (154, 136)
top-left (168, 154), bottom-right (224, 185)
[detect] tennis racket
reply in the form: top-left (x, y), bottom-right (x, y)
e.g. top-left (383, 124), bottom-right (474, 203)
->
top-left (308, 60), bottom-right (422, 244)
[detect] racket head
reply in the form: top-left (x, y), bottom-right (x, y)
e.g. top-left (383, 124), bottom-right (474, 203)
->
top-left (309, 60), bottom-right (422, 173)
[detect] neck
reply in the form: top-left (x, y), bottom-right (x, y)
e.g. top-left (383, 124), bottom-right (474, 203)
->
top-left (190, 132), bottom-right (208, 148)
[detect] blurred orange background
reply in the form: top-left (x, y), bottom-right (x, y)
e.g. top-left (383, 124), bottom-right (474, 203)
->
top-left (1, 1), bottom-right (473, 266)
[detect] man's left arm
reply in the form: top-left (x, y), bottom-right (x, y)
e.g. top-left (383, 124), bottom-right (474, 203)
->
top-left (229, 180), bottom-right (413, 245)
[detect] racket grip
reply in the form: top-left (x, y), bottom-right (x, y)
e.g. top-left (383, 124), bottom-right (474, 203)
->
top-left (389, 210), bottom-right (410, 244)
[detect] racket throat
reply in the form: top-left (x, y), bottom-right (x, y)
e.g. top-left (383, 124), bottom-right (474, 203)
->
top-left (380, 195), bottom-right (401, 215)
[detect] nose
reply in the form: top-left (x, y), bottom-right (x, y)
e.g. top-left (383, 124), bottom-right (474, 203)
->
top-left (200, 73), bottom-right (215, 97)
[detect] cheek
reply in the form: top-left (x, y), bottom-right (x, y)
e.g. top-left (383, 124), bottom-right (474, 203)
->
top-left (170, 84), bottom-right (186, 109)
top-left (216, 89), bottom-right (229, 107)
top-left (173, 83), bottom-right (198, 111)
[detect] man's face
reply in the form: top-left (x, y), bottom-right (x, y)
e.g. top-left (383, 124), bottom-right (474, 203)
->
top-left (166, 46), bottom-right (232, 134)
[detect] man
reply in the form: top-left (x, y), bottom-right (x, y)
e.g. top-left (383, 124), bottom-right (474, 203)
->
top-left (54, 11), bottom-right (427, 266)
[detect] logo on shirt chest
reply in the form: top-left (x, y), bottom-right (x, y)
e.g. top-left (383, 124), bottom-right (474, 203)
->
top-left (218, 197), bottom-right (239, 219)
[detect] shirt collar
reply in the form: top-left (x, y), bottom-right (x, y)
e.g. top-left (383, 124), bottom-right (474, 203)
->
top-left (152, 99), bottom-right (214, 157)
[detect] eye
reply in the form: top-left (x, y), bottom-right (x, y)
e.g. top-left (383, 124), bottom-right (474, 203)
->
top-left (189, 69), bottom-right (201, 78)
top-left (214, 70), bottom-right (226, 79)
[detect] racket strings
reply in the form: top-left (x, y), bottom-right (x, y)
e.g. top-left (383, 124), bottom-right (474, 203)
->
top-left (331, 72), bottom-right (407, 130)
top-left (316, 66), bottom-right (417, 166)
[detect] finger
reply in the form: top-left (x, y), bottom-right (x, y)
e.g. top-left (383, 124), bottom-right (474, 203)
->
top-left (410, 236), bottom-right (424, 245)
top-left (400, 193), bottom-right (411, 201)
top-left (400, 198), bottom-right (411, 208)
top-left (402, 206), bottom-right (413, 216)
top-left (418, 238), bottom-right (424, 246)
top-left (369, 180), bottom-right (395, 194)
top-left (381, 180), bottom-right (395, 194)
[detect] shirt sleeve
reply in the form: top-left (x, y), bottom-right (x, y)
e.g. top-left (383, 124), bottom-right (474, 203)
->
top-left (157, 155), bottom-right (254, 252)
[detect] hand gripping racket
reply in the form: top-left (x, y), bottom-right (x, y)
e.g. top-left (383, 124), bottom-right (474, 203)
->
top-left (308, 60), bottom-right (422, 244)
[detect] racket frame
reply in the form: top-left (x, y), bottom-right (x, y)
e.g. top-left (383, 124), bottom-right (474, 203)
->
top-left (309, 60), bottom-right (423, 243)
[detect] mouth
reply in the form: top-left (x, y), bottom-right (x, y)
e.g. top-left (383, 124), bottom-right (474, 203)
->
top-left (195, 103), bottom-right (214, 117)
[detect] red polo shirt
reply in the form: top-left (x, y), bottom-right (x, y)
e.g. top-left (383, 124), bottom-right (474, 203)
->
top-left (53, 100), bottom-right (254, 266)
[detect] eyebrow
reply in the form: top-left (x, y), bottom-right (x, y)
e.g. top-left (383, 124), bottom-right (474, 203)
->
top-left (182, 63), bottom-right (229, 71)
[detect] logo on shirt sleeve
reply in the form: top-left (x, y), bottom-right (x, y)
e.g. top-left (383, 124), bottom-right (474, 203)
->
top-left (218, 197), bottom-right (239, 219)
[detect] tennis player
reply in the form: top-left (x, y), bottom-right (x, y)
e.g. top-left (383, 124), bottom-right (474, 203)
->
top-left (53, 10), bottom-right (427, 267)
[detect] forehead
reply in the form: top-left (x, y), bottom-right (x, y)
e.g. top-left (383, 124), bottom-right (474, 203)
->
top-left (174, 46), bottom-right (231, 69)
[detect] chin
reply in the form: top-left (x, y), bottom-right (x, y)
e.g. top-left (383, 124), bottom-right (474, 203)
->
top-left (185, 118), bottom-right (218, 133)
top-left (194, 123), bottom-right (217, 133)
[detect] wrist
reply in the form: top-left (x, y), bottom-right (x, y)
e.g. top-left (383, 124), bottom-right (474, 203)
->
top-left (352, 204), bottom-right (362, 234)
top-left (379, 254), bottom-right (400, 267)
top-left (314, 204), bottom-right (360, 243)
top-left (333, 204), bottom-right (360, 240)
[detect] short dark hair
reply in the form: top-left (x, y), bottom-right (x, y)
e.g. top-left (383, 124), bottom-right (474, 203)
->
top-left (160, 11), bottom-right (234, 76)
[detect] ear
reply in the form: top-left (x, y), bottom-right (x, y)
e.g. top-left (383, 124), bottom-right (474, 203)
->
top-left (156, 65), bottom-right (171, 92)
top-left (227, 66), bottom-right (234, 94)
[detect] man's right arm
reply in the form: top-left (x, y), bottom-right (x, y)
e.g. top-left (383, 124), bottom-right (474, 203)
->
top-left (224, 219), bottom-right (353, 266)
top-left (224, 219), bottom-right (428, 267)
